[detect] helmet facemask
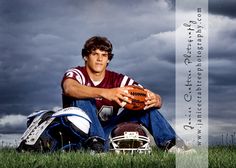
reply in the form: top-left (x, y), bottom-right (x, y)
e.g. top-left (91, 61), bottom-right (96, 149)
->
top-left (109, 122), bottom-right (151, 154)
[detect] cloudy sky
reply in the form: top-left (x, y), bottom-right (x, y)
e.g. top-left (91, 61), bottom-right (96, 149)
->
top-left (0, 0), bottom-right (235, 145)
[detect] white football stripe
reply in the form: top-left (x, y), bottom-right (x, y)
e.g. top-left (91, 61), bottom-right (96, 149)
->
top-left (138, 84), bottom-right (143, 88)
top-left (120, 75), bottom-right (128, 87)
top-left (128, 79), bottom-right (134, 85)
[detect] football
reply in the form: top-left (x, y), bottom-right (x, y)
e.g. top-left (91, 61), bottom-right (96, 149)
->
top-left (121, 85), bottom-right (147, 111)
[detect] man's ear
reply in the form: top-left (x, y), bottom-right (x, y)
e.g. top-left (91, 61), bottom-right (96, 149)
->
top-left (84, 57), bottom-right (87, 61)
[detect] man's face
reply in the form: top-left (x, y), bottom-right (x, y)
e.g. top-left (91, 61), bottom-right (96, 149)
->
top-left (85, 49), bottom-right (109, 74)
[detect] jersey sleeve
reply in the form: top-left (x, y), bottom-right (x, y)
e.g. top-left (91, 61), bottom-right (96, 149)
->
top-left (61, 67), bottom-right (86, 86)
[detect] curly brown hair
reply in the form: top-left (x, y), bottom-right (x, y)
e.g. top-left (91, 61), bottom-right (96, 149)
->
top-left (81, 36), bottom-right (114, 60)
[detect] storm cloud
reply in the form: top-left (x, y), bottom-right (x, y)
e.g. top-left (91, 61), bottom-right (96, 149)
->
top-left (0, 0), bottom-right (175, 131)
top-left (209, 0), bottom-right (236, 18)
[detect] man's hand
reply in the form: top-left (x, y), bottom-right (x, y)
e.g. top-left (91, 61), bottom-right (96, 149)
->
top-left (102, 87), bottom-right (134, 107)
top-left (144, 89), bottom-right (162, 110)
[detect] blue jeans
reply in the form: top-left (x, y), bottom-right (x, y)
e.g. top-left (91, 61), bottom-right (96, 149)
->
top-left (71, 99), bottom-right (176, 151)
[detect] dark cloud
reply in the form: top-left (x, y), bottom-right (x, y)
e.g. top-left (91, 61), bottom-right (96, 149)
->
top-left (0, 0), bottom-right (175, 134)
top-left (209, 0), bottom-right (236, 18)
top-left (208, 15), bottom-right (236, 142)
top-left (209, 83), bottom-right (236, 121)
top-left (208, 15), bottom-right (236, 135)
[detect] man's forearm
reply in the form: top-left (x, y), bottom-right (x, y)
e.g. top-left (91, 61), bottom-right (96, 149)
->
top-left (63, 79), bottom-right (108, 99)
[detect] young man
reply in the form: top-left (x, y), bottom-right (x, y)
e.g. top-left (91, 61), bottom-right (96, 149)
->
top-left (61, 36), bottom-right (187, 153)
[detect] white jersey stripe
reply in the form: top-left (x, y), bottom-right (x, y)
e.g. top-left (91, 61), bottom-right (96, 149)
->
top-left (120, 75), bottom-right (129, 87)
top-left (70, 69), bottom-right (83, 84)
top-left (73, 69), bottom-right (86, 85)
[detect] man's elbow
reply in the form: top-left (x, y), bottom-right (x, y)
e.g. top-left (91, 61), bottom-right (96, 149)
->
top-left (63, 87), bottom-right (72, 96)
top-left (63, 82), bottom-right (76, 97)
top-left (157, 103), bottom-right (162, 109)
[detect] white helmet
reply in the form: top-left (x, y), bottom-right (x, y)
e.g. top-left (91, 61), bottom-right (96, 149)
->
top-left (18, 107), bottom-right (92, 152)
top-left (53, 107), bottom-right (91, 134)
top-left (109, 122), bottom-right (151, 154)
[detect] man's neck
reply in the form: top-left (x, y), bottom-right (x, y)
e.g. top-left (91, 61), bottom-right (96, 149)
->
top-left (86, 66), bottom-right (106, 82)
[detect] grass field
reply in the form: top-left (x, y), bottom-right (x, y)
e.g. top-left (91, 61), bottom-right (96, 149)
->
top-left (0, 146), bottom-right (235, 168)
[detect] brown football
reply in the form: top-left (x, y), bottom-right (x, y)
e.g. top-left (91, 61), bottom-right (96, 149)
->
top-left (121, 85), bottom-right (147, 111)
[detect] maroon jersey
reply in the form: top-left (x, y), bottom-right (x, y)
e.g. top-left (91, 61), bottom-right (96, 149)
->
top-left (61, 66), bottom-right (141, 122)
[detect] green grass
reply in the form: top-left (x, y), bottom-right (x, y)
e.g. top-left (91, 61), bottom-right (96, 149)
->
top-left (208, 146), bottom-right (236, 168)
top-left (0, 146), bottom-right (235, 168)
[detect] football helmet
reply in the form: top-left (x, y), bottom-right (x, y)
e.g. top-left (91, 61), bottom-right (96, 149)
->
top-left (109, 122), bottom-right (151, 154)
top-left (17, 107), bottom-right (91, 152)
